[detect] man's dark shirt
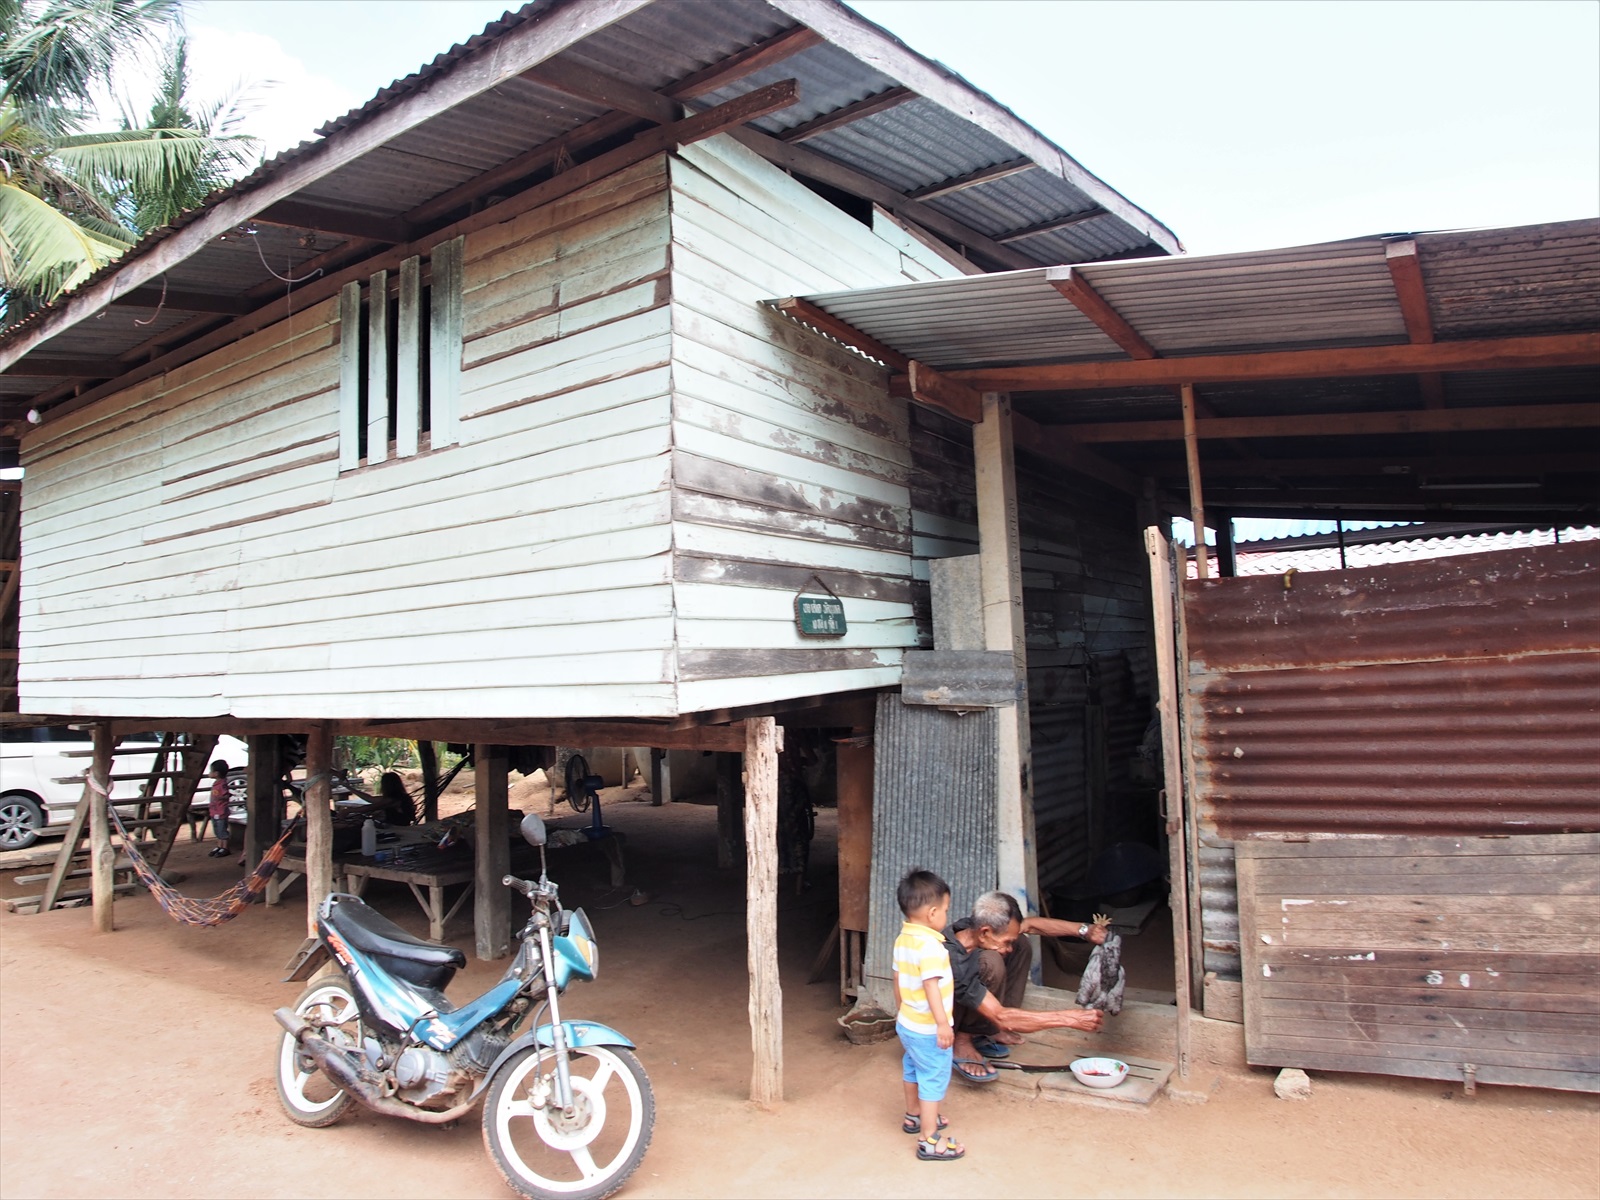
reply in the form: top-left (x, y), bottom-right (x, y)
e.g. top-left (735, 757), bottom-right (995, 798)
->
top-left (941, 917), bottom-right (989, 1009)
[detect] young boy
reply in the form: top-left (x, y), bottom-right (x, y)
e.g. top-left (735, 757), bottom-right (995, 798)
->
top-left (206, 759), bottom-right (231, 858)
top-left (893, 868), bottom-right (964, 1162)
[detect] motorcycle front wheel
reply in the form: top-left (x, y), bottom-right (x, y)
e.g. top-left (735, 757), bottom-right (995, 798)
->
top-left (483, 1043), bottom-right (655, 1200)
top-left (275, 972), bottom-right (364, 1128)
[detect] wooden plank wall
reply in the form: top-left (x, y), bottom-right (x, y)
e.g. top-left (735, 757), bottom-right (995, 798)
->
top-left (18, 157), bottom-right (678, 720)
top-left (1237, 834), bottom-right (1600, 1092)
top-left (910, 405), bottom-right (1153, 893)
top-left (665, 138), bottom-right (955, 714)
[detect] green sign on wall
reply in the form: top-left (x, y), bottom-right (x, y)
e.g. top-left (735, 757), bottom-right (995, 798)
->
top-left (794, 594), bottom-right (847, 637)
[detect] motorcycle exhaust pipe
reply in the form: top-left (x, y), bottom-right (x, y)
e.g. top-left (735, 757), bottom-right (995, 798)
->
top-left (274, 1007), bottom-right (480, 1125)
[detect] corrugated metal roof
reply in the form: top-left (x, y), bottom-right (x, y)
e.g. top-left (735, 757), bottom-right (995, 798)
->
top-left (792, 221), bottom-right (1600, 372)
top-left (1233, 525), bottom-right (1600, 575)
top-left (1, 0), bottom-right (1179, 435)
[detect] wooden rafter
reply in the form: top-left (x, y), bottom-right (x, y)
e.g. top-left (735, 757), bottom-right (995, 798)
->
top-left (905, 158), bottom-right (1035, 202)
top-left (1134, 451), bottom-right (1599, 478)
top-left (1385, 239), bottom-right (1447, 410)
top-left (929, 331), bottom-right (1600, 391)
top-left (1060, 401), bottom-right (1600, 444)
top-left (109, 287), bottom-right (253, 315)
top-left (771, 297), bottom-right (909, 369)
top-left (666, 26), bottom-right (823, 99)
top-left (524, 57), bottom-right (677, 123)
top-left (7, 358), bottom-right (121, 377)
top-left (995, 207), bottom-right (1106, 244)
top-left (254, 200), bottom-right (412, 244)
top-left (1047, 267), bottom-right (1156, 359)
top-left (24, 83), bottom-right (803, 428)
top-left (908, 360), bottom-right (982, 423)
top-left (778, 86), bottom-right (915, 142)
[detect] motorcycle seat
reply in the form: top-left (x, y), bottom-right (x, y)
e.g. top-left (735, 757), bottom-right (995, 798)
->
top-left (326, 895), bottom-right (467, 975)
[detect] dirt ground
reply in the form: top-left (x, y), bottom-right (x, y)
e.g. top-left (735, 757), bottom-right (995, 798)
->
top-left (2, 787), bottom-right (1596, 1200)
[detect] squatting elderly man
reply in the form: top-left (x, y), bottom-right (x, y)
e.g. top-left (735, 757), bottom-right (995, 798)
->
top-left (944, 890), bottom-right (1107, 1084)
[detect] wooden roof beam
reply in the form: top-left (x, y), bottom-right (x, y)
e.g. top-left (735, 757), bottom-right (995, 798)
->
top-left (6, 358), bottom-right (121, 378)
top-left (254, 201), bottom-right (412, 244)
top-left (995, 207), bottom-right (1106, 244)
top-left (905, 158), bottom-right (1036, 202)
top-left (907, 360), bottom-right (982, 423)
top-left (778, 86), bottom-right (915, 142)
top-left (109, 287), bottom-right (254, 316)
top-left (1385, 239), bottom-right (1446, 409)
top-left (523, 57), bottom-right (678, 123)
top-left (940, 331), bottom-right (1600, 390)
top-left (1046, 266), bottom-right (1157, 359)
top-left (1134, 451), bottom-right (1600, 478)
top-left (1062, 401), bottom-right (1600, 443)
top-left (666, 26), bottom-right (824, 99)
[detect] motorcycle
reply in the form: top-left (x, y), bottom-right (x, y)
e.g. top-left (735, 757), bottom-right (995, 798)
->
top-left (273, 812), bottom-right (654, 1200)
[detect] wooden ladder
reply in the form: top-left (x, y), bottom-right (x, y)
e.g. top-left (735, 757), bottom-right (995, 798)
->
top-left (16, 732), bottom-right (218, 914)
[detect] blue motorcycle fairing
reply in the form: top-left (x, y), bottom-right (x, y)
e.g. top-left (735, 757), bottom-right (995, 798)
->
top-left (551, 907), bottom-right (598, 990)
top-left (470, 1020), bottom-right (637, 1101)
top-left (410, 977), bottom-right (524, 1051)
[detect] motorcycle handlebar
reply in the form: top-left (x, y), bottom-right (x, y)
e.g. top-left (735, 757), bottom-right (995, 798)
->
top-left (503, 875), bottom-right (536, 896)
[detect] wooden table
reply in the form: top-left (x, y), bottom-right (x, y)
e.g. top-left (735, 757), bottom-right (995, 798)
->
top-left (269, 826), bottom-right (626, 943)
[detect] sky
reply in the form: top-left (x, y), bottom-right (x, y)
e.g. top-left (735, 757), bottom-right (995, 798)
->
top-left (181, 0), bottom-right (1600, 255)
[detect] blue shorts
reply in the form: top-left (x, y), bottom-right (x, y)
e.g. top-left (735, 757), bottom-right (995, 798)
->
top-left (897, 1024), bottom-right (952, 1102)
top-left (211, 816), bottom-right (229, 839)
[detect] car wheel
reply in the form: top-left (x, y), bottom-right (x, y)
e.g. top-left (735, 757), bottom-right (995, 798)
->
top-left (0, 793), bottom-right (45, 850)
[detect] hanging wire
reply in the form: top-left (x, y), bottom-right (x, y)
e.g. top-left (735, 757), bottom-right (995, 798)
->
top-left (250, 228), bottom-right (323, 284)
top-left (132, 274), bottom-right (167, 325)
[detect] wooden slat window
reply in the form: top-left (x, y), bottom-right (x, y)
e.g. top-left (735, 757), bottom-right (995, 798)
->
top-left (335, 237), bottom-right (463, 469)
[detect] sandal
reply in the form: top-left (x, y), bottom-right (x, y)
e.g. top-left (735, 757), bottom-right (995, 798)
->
top-left (973, 1035), bottom-right (1010, 1060)
top-left (902, 1112), bottom-right (949, 1136)
top-left (917, 1134), bottom-right (965, 1162)
top-left (952, 1057), bottom-right (999, 1084)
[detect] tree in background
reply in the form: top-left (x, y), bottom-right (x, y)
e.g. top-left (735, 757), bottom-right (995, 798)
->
top-left (0, 0), bottom-right (257, 319)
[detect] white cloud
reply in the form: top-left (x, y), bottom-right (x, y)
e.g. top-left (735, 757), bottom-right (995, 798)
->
top-left (186, 25), bottom-right (359, 159)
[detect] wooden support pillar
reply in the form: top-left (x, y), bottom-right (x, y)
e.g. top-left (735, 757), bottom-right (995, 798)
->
top-left (245, 734), bottom-right (283, 872)
top-left (418, 739), bottom-right (440, 823)
top-left (1144, 526), bottom-right (1193, 1079)
top-left (744, 716), bottom-right (783, 1107)
top-left (715, 751), bottom-right (744, 869)
top-left (650, 747), bottom-right (670, 807)
top-left (303, 724), bottom-right (335, 937)
top-left (1180, 383), bottom-right (1209, 580)
top-left (89, 722), bottom-right (114, 933)
top-left (835, 731), bottom-right (873, 1003)
top-left (1214, 512), bottom-right (1236, 579)
top-left (475, 743), bottom-right (511, 960)
top-left (973, 392), bottom-right (1039, 926)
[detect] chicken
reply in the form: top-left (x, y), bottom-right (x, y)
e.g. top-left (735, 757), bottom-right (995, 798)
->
top-left (1075, 915), bottom-right (1126, 1015)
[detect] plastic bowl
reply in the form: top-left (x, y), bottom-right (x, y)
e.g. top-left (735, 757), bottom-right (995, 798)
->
top-left (1069, 1057), bottom-right (1129, 1089)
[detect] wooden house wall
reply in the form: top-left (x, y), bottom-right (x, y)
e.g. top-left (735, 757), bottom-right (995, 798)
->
top-left (909, 405), bottom-right (1154, 894)
top-left (664, 138), bottom-right (962, 713)
top-left (18, 157), bottom-right (678, 720)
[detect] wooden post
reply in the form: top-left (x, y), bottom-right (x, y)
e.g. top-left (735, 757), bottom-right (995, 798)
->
top-left (1215, 512), bottom-right (1236, 579)
top-left (650, 747), bottom-right (670, 807)
top-left (835, 732), bottom-right (873, 1004)
top-left (744, 716), bottom-right (783, 1107)
top-left (1180, 382), bottom-right (1209, 580)
top-left (973, 392), bottom-right (1039, 928)
top-left (475, 743), bottom-right (511, 960)
top-left (244, 734), bottom-right (282, 872)
top-left (715, 751), bottom-right (744, 869)
top-left (303, 724), bottom-right (334, 938)
top-left (89, 722), bottom-right (114, 933)
top-left (1144, 526), bottom-right (1193, 1079)
top-left (418, 740), bottom-right (440, 823)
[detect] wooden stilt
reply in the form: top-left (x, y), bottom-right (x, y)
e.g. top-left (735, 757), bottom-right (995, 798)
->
top-left (303, 724), bottom-right (334, 938)
top-left (1181, 382), bottom-right (1210, 580)
top-left (245, 734), bottom-right (282, 872)
top-left (418, 739), bottom-right (440, 823)
top-left (744, 716), bottom-right (783, 1107)
top-left (715, 751), bottom-right (744, 869)
top-left (89, 722), bottom-right (114, 933)
top-left (974, 392), bottom-right (1039, 932)
top-left (475, 743), bottom-right (511, 960)
top-left (1145, 526), bottom-right (1193, 1079)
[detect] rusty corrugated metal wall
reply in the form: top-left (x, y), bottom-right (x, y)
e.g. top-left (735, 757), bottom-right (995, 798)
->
top-left (1183, 540), bottom-right (1600, 981)
top-left (865, 695), bottom-right (998, 1006)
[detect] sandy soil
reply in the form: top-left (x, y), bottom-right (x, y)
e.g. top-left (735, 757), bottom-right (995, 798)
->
top-left (2, 791), bottom-right (1596, 1200)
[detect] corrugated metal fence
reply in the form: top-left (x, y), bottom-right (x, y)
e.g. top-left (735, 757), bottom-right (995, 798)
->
top-left (865, 694), bottom-right (997, 1005)
top-left (1183, 539), bottom-right (1600, 981)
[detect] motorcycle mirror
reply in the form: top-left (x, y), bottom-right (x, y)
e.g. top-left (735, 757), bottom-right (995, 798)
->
top-left (520, 812), bottom-right (548, 847)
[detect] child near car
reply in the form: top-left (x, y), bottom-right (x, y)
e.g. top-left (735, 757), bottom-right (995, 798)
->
top-left (206, 759), bottom-right (231, 858)
top-left (893, 867), bottom-right (964, 1161)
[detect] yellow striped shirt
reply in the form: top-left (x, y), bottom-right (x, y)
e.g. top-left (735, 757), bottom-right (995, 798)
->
top-left (894, 920), bottom-right (953, 1033)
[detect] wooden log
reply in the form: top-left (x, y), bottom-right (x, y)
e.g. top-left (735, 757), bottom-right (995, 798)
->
top-left (89, 722), bottom-right (114, 933)
top-left (303, 724), bottom-right (334, 938)
top-left (745, 715), bottom-right (783, 1107)
top-left (1180, 383), bottom-right (1209, 580)
top-left (835, 734), bottom-right (873, 933)
top-left (649, 747), bottom-right (670, 807)
top-left (475, 743), bottom-right (511, 960)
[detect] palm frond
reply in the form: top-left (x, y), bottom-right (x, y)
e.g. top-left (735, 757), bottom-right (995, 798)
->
top-left (0, 177), bottom-right (125, 300)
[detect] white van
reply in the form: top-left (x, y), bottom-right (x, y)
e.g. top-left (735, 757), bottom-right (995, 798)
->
top-left (0, 728), bottom-right (250, 850)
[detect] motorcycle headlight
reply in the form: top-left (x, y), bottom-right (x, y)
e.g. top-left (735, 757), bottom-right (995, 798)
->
top-left (572, 934), bottom-right (597, 974)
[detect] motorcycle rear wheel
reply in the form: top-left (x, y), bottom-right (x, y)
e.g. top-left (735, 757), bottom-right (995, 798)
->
top-left (483, 1043), bottom-right (655, 1200)
top-left (276, 972), bottom-right (364, 1128)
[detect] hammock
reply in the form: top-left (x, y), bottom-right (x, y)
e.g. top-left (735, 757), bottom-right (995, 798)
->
top-left (107, 802), bottom-right (300, 927)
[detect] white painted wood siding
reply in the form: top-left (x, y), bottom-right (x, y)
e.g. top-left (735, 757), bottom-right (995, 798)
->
top-left (666, 138), bottom-right (963, 713)
top-left (18, 158), bottom-right (676, 720)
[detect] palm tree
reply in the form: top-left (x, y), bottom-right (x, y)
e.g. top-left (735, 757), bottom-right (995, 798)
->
top-left (0, 0), bottom-right (258, 320)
